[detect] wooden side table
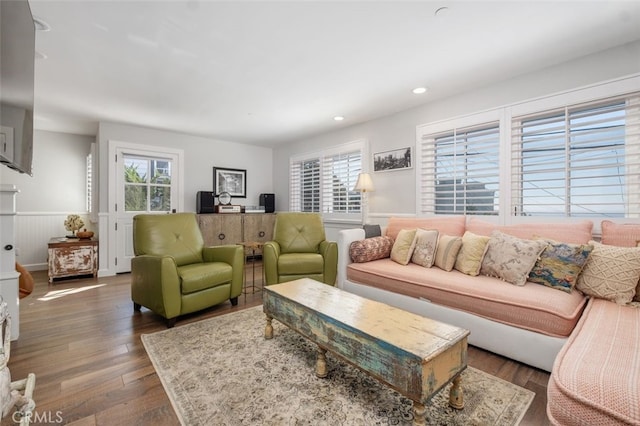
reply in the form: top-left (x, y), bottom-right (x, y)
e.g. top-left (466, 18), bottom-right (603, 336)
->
top-left (240, 241), bottom-right (263, 297)
top-left (47, 237), bottom-right (98, 284)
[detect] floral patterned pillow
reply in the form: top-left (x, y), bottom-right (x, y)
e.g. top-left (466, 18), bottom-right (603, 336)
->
top-left (411, 229), bottom-right (439, 267)
top-left (528, 240), bottom-right (593, 292)
top-left (480, 231), bottom-right (547, 286)
top-left (349, 236), bottom-right (394, 263)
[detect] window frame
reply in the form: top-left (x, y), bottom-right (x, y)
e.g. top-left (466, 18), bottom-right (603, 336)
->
top-left (289, 139), bottom-right (366, 222)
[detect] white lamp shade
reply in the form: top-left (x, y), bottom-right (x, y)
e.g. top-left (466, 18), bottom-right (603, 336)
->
top-left (354, 173), bottom-right (374, 192)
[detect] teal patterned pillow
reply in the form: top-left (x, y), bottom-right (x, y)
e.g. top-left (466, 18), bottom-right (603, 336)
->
top-left (529, 241), bottom-right (593, 292)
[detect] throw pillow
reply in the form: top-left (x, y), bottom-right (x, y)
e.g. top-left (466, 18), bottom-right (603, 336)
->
top-left (349, 236), bottom-right (394, 263)
top-left (390, 229), bottom-right (417, 265)
top-left (480, 231), bottom-right (548, 286)
top-left (411, 229), bottom-right (439, 267)
top-left (454, 231), bottom-right (490, 276)
top-left (434, 234), bottom-right (462, 271)
top-left (528, 240), bottom-right (594, 293)
top-left (363, 224), bottom-right (382, 239)
top-left (576, 241), bottom-right (640, 305)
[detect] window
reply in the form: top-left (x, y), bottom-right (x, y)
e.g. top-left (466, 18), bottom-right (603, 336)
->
top-left (512, 95), bottom-right (640, 217)
top-left (123, 154), bottom-right (172, 212)
top-left (290, 141), bottom-right (364, 218)
top-left (419, 122), bottom-right (500, 215)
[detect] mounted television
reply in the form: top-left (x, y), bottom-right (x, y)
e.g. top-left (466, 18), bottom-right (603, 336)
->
top-left (0, 0), bottom-right (35, 175)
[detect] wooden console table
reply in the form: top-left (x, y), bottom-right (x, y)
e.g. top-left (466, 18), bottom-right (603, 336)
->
top-left (47, 237), bottom-right (98, 284)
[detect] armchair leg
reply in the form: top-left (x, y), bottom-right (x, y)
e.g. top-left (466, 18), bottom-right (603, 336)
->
top-left (230, 297), bottom-right (238, 306)
top-left (133, 302), bottom-right (141, 312)
top-left (166, 317), bottom-right (177, 328)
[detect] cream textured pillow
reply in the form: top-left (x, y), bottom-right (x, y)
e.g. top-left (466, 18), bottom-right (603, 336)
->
top-left (434, 235), bottom-right (462, 271)
top-left (454, 231), bottom-right (490, 276)
top-left (390, 229), bottom-right (417, 265)
top-left (576, 241), bottom-right (640, 305)
top-left (480, 231), bottom-right (548, 286)
top-left (411, 229), bottom-right (439, 267)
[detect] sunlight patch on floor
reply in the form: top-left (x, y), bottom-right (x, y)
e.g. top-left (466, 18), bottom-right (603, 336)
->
top-left (38, 284), bottom-right (107, 301)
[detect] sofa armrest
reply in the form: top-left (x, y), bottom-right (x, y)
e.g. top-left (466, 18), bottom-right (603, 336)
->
top-left (203, 244), bottom-right (245, 297)
top-left (319, 240), bottom-right (338, 286)
top-left (263, 241), bottom-right (281, 286)
top-left (337, 228), bottom-right (366, 289)
top-left (131, 255), bottom-right (181, 319)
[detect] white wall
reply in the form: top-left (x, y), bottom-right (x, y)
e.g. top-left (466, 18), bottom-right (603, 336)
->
top-left (0, 130), bottom-right (94, 268)
top-left (273, 40), bottom-right (640, 220)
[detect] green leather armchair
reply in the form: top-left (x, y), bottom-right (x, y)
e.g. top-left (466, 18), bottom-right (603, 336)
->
top-left (263, 212), bottom-right (337, 286)
top-left (131, 212), bottom-right (244, 327)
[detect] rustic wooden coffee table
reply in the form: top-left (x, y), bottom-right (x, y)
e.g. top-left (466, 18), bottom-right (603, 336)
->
top-left (263, 278), bottom-right (469, 426)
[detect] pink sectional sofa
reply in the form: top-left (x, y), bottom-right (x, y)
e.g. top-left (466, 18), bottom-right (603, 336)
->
top-left (337, 217), bottom-right (640, 425)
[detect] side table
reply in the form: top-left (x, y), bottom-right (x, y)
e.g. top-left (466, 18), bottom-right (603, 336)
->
top-left (47, 237), bottom-right (98, 284)
top-left (240, 241), bottom-right (263, 297)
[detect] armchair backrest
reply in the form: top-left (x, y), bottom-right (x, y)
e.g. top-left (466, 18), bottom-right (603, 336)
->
top-left (133, 213), bottom-right (204, 266)
top-left (273, 212), bottom-right (326, 254)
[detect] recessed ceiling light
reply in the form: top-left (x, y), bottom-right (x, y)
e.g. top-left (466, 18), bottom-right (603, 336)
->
top-left (412, 87), bottom-right (428, 94)
top-left (333, 116), bottom-right (344, 121)
top-left (33, 17), bottom-right (51, 32)
top-left (434, 6), bottom-right (450, 18)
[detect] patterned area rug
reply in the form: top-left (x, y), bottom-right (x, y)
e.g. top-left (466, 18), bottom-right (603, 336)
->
top-left (142, 306), bottom-right (534, 426)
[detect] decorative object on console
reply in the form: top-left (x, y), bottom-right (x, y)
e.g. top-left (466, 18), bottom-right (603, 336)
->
top-left (63, 214), bottom-right (84, 238)
top-left (213, 167), bottom-right (246, 198)
top-left (259, 193), bottom-right (275, 213)
top-left (75, 229), bottom-right (94, 239)
top-left (373, 147), bottom-right (412, 172)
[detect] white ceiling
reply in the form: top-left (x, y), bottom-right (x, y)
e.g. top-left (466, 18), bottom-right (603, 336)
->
top-left (29, 0), bottom-right (640, 146)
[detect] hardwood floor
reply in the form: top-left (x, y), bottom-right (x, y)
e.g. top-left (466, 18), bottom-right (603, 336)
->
top-left (6, 268), bottom-right (551, 425)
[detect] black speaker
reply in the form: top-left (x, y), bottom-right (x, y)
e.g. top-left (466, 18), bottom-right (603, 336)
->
top-left (197, 191), bottom-right (215, 214)
top-left (259, 193), bottom-right (275, 213)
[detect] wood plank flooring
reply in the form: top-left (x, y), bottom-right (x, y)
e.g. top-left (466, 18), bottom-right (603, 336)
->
top-left (5, 268), bottom-right (551, 425)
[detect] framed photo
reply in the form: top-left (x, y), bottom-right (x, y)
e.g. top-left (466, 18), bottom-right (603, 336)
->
top-left (213, 167), bottom-right (247, 198)
top-left (373, 147), bottom-right (413, 172)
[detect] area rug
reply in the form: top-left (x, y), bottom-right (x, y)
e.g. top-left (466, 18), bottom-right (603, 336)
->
top-left (142, 306), bottom-right (534, 426)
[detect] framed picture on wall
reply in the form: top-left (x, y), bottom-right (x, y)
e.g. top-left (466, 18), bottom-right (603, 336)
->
top-left (373, 147), bottom-right (412, 172)
top-left (213, 167), bottom-right (247, 198)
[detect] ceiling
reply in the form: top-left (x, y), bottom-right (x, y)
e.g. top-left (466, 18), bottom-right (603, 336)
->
top-left (28, 1), bottom-right (640, 147)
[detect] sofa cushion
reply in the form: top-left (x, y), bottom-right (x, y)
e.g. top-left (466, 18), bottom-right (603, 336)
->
top-left (454, 231), bottom-right (490, 276)
top-left (547, 298), bottom-right (640, 425)
top-left (385, 216), bottom-right (465, 241)
top-left (178, 262), bottom-right (233, 294)
top-left (466, 217), bottom-right (593, 244)
top-left (434, 234), bottom-right (462, 271)
top-left (601, 220), bottom-right (640, 302)
top-left (347, 259), bottom-right (587, 337)
top-left (390, 229), bottom-right (417, 265)
top-left (528, 240), bottom-right (593, 293)
top-left (480, 231), bottom-right (547, 286)
top-left (411, 229), bottom-right (439, 267)
top-left (349, 236), bottom-right (393, 263)
top-left (278, 253), bottom-right (324, 275)
top-left (576, 241), bottom-right (640, 305)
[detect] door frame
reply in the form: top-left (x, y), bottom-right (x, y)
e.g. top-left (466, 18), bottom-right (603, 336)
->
top-left (107, 140), bottom-right (184, 275)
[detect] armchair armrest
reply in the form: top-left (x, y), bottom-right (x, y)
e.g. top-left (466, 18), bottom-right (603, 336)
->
top-left (337, 228), bottom-right (366, 289)
top-left (203, 244), bottom-right (244, 297)
top-left (263, 241), bottom-right (281, 286)
top-left (131, 255), bottom-right (181, 319)
top-left (319, 240), bottom-right (338, 286)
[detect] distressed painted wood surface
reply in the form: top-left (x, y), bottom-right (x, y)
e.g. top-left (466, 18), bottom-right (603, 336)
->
top-left (263, 278), bottom-right (469, 409)
top-left (47, 238), bottom-right (98, 283)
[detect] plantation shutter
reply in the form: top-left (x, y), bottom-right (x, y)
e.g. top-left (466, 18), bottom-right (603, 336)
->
top-left (420, 122), bottom-right (500, 215)
top-left (511, 93), bottom-right (640, 217)
top-left (289, 158), bottom-right (320, 212)
top-left (322, 150), bottom-right (361, 214)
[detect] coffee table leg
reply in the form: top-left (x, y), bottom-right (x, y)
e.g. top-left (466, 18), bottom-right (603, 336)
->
top-left (264, 315), bottom-right (273, 339)
top-left (412, 402), bottom-right (427, 426)
top-left (449, 374), bottom-right (464, 409)
top-left (315, 347), bottom-right (328, 378)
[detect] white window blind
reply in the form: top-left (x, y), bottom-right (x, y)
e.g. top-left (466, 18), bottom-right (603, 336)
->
top-left (289, 141), bottom-right (363, 217)
top-left (511, 93), bottom-right (640, 217)
top-left (420, 123), bottom-right (500, 215)
top-left (86, 152), bottom-right (92, 213)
